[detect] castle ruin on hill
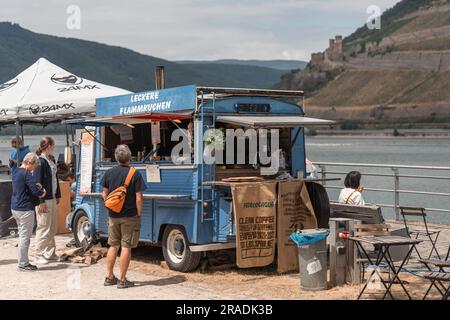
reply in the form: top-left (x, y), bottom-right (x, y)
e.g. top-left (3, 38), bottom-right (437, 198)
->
top-left (310, 35), bottom-right (344, 70)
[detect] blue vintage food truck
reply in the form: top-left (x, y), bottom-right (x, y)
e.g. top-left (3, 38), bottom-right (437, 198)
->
top-left (66, 85), bottom-right (333, 271)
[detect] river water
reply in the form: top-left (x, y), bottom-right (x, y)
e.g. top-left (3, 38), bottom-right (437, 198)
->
top-left (306, 136), bottom-right (450, 224)
top-left (1, 135), bottom-right (449, 223)
top-left (0, 135), bottom-right (67, 166)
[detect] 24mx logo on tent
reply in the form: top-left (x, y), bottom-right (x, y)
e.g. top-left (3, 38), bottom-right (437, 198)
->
top-left (0, 79), bottom-right (18, 92)
top-left (51, 74), bottom-right (83, 85)
top-left (57, 84), bottom-right (100, 93)
top-left (51, 73), bottom-right (100, 92)
top-left (29, 103), bottom-right (75, 115)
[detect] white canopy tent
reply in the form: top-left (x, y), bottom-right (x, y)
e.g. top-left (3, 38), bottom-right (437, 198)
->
top-left (0, 57), bottom-right (131, 124)
top-left (0, 57), bottom-right (131, 167)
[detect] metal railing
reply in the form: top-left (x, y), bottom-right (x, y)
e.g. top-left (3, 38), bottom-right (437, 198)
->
top-left (315, 162), bottom-right (450, 220)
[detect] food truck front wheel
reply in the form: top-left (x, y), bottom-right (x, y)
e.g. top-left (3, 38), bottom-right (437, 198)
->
top-left (73, 210), bottom-right (94, 247)
top-left (162, 225), bottom-right (202, 272)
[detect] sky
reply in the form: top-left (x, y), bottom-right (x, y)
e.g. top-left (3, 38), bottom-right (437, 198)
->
top-left (0, 0), bottom-right (402, 61)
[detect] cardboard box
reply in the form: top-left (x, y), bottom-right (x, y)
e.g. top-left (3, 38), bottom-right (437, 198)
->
top-left (56, 181), bottom-right (72, 234)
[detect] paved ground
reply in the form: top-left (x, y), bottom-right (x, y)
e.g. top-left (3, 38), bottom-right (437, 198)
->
top-left (0, 222), bottom-right (448, 300)
top-left (0, 235), bottom-right (250, 300)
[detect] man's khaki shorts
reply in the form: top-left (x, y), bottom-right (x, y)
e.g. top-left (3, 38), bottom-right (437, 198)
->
top-left (108, 216), bottom-right (141, 248)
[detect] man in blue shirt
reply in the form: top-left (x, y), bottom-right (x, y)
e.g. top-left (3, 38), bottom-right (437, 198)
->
top-left (9, 137), bottom-right (30, 176)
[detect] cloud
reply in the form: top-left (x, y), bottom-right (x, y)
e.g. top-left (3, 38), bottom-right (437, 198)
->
top-left (0, 0), bottom-right (401, 60)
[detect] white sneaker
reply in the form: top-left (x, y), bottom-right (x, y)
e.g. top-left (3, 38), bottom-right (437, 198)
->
top-left (34, 256), bottom-right (49, 265)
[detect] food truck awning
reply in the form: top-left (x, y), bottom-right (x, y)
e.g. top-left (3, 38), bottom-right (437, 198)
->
top-left (216, 116), bottom-right (335, 127)
top-left (66, 112), bottom-right (192, 127)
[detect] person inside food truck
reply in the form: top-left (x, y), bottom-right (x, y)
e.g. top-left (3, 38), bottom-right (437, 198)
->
top-left (101, 144), bottom-right (147, 289)
top-left (61, 172), bottom-right (76, 206)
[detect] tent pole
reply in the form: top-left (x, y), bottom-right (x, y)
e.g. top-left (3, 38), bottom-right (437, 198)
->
top-left (71, 125), bottom-right (75, 168)
top-left (71, 125), bottom-right (75, 142)
top-left (65, 124), bottom-right (70, 147)
top-left (15, 120), bottom-right (21, 167)
top-left (64, 123), bottom-right (75, 170)
top-left (20, 123), bottom-right (24, 143)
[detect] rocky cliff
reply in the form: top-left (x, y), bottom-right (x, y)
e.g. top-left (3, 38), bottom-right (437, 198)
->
top-left (278, 0), bottom-right (450, 128)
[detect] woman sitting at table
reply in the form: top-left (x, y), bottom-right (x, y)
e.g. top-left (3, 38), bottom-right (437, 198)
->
top-left (338, 171), bottom-right (365, 206)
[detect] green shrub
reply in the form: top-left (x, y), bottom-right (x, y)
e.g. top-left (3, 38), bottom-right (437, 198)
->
top-left (340, 120), bottom-right (360, 130)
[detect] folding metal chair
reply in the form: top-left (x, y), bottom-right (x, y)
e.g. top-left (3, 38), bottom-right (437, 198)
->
top-left (354, 224), bottom-right (391, 282)
top-left (421, 245), bottom-right (450, 300)
top-left (399, 206), bottom-right (441, 260)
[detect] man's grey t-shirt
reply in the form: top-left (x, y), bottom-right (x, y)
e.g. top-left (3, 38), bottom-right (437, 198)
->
top-left (100, 165), bottom-right (147, 218)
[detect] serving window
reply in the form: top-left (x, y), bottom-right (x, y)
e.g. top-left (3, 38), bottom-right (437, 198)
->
top-left (100, 119), bottom-right (193, 163)
top-left (213, 122), bottom-right (293, 180)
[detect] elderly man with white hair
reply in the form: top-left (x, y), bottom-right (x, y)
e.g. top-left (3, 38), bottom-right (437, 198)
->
top-left (11, 152), bottom-right (46, 271)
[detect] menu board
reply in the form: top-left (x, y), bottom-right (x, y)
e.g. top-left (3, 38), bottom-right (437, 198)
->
top-left (119, 126), bottom-right (134, 144)
top-left (110, 125), bottom-right (134, 144)
top-left (151, 122), bottom-right (161, 145)
top-left (146, 164), bottom-right (161, 183)
top-left (79, 131), bottom-right (95, 194)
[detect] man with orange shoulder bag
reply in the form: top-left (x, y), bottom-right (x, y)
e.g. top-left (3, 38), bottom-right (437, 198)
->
top-left (101, 145), bottom-right (147, 289)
